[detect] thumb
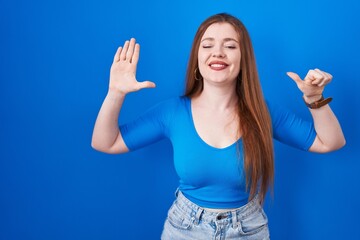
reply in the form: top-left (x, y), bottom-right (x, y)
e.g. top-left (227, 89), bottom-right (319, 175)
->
top-left (137, 81), bottom-right (156, 90)
top-left (286, 72), bottom-right (303, 85)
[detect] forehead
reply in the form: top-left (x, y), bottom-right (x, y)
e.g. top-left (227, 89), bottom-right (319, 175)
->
top-left (201, 22), bottom-right (238, 41)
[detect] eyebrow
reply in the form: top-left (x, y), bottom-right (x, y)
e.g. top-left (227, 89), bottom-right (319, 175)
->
top-left (201, 37), bottom-right (239, 43)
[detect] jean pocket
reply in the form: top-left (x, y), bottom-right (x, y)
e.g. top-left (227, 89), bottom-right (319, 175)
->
top-left (167, 202), bottom-right (192, 230)
top-left (238, 208), bottom-right (269, 236)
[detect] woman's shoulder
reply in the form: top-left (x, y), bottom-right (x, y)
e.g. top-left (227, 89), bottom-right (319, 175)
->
top-left (265, 99), bottom-right (290, 116)
top-left (144, 96), bottom-right (188, 118)
top-left (264, 98), bottom-right (297, 127)
top-left (153, 95), bottom-right (189, 109)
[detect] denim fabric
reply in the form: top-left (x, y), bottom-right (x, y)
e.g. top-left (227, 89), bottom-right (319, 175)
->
top-left (161, 190), bottom-right (270, 240)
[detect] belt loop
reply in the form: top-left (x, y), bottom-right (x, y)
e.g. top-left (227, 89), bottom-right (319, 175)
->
top-left (193, 207), bottom-right (204, 225)
top-left (231, 210), bottom-right (239, 229)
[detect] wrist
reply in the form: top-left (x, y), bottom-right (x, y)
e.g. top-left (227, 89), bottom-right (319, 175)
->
top-left (107, 89), bottom-right (126, 100)
top-left (302, 94), bottom-right (333, 109)
top-left (303, 94), bottom-right (322, 104)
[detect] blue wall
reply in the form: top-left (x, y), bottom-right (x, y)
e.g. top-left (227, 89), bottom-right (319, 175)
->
top-left (1, 0), bottom-right (359, 239)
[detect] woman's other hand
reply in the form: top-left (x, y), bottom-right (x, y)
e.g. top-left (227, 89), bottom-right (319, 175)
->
top-left (109, 38), bottom-right (156, 95)
top-left (286, 69), bottom-right (332, 103)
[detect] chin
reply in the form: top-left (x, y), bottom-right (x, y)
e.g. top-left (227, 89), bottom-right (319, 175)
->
top-left (205, 77), bottom-right (236, 85)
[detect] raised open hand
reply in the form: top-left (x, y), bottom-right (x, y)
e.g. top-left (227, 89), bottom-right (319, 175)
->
top-left (109, 38), bottom-right (156, 95)
top-left (287, 68), bottom-right (332, 101)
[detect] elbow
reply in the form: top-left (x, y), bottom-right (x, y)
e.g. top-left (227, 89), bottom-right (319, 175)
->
top-left (91, 140), bottom-right (107, 153)
top-left (91, 139), bottom-right (127, 154)
top-left (321, 138), bottom-right (346, 153)
top-left (91, 131), bottom-right (129, 154)
top-left (91, 140), bottom-right (113, 154)
top-left (91, 140), bottom-right (101, 151)
top-left (331, 136), bottom-right (347, 152)
top-left (337, 137), bottom-right (346, 150)
top-left (310, 135), bottom-right (346, 153)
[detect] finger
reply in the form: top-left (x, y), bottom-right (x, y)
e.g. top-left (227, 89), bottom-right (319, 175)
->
top-left (318, 74), bottom-right (332, 87)
top-left (317, 79), bottom-right (327, 87)
top-left (314, 68), bottom-right (332, 87)
top-left (136, 81), bottom-right (156, 90)
top-left (119, 40), bottom-right (130, 61)
top-left (314, 68), bottom-right (324, 74)
top-left (113, 47), bottom-right (122, 63)
top-left (125, 38), bottom-right (136, 62)
top-left (323, 71), bottom-right (333, 82)
top-left (312, 68), bottom-right (327, 84)
top-left (286, 72), bottom-right (303, 85)
top-left (325, 72), bottom-right (333, 80)
top-left (306, 69), bottom-right (323, 84)
top-left (314, 68), bottom-right (331, 77)
top-left (314, 68), bottom-right (327, 78)
top-left (304, 70), bottom-right (316, 82)
top-left (131, 43), bottom-right (140, 64)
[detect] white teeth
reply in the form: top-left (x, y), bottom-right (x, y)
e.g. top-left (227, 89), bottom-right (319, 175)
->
top-left (211, 64), bottom-right (225, 67)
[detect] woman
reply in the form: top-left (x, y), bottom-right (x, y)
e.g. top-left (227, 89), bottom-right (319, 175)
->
top-left (92, 13), bottom-right (345, 239)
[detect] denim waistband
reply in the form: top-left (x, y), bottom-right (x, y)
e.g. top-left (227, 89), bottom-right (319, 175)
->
top-left (174, 189), bottom-right (261, 228)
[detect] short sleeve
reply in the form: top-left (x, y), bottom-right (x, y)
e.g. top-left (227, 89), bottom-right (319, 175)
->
top-left (119, 98), bottom-right (177, 151)
top-left (267, 100), bottom-right (317, 151)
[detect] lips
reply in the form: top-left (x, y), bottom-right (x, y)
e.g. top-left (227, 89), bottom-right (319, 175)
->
top-left (209, 61), bottom-right (228, 71)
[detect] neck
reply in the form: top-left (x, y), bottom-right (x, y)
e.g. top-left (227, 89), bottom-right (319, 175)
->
top-left (194, 82), bottom-right (238, 111)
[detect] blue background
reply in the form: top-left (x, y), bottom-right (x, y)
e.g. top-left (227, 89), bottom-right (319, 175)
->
top-left (1, 0), bottom-right (359, 239)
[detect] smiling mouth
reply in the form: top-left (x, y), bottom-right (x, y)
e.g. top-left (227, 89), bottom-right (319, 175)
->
top-left (209, 63), bottom-right (228, 71)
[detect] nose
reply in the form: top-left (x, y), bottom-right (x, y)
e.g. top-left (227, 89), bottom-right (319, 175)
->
top-left (212, 46), bottom-right (225, 58)
top-left (212, 53), bottom-right (225, 58)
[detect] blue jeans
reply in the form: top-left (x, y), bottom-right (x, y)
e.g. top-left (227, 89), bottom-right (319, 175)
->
top-left (161, 190), bottom-right (270, 240)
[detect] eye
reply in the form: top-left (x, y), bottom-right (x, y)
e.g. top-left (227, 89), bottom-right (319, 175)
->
top-left (202, 45), bottom-right (213, 49)
top-left (225, 45), bottom-right (237, 49)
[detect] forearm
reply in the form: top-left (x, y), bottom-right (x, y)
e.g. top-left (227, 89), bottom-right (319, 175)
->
top-left (308, 104), bottom-right (346, 152)
top-left (91, 38), bottom-right (155, 153)
top-left (91, 90), bottom-right (127, 153)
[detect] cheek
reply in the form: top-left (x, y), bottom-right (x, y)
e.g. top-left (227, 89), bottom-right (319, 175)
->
top-left (197, 54), bottom-right (210, 71)
top-left (237, 58), bottom-right (242, 71)
top-left (232, 55), bottom-right (241, 72)
top-left (198, 50), bottom-right (209, 63)
top-left (198, 62), bottom-right (207, 76)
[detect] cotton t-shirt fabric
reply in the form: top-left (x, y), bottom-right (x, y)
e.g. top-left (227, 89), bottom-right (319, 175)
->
top-left (120, 97), bottom-right (316, 209)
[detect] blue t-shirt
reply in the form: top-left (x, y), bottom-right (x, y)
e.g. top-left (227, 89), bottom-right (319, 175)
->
top-left (120, 97), bottom-right (316, 208)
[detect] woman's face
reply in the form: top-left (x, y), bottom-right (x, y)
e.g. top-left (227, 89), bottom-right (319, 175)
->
top-left (198, 22), bottom-right (241, 86)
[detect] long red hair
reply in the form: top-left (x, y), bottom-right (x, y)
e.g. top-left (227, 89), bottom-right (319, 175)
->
top-left (184, 13), bottom-right (274, 203)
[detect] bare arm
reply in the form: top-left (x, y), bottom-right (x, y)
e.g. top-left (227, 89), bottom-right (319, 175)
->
top-left (287, 69), bottom-right (346, 153)
top-left (307, 104), bottom-right (345, 153)
top-left (91, 38), bottom-right (156, 154)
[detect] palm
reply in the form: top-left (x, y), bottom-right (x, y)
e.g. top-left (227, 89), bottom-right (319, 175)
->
top-left (110, 61), bottom-right (139, 93)
top-left (109, 38), bottom-right (155, 95)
